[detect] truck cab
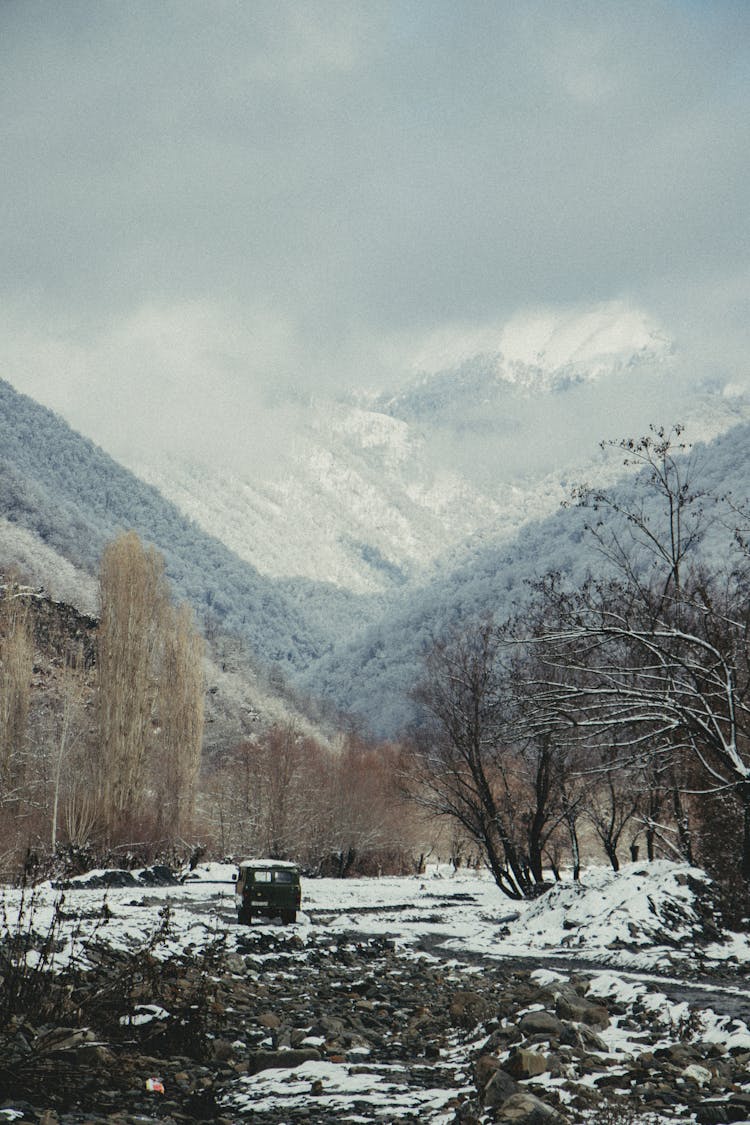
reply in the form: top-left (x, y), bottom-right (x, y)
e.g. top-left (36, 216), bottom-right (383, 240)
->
top-left (233, 860), bottom-right (301, 925)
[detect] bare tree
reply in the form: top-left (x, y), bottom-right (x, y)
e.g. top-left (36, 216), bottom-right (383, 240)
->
top-left (315, 738), bottom-right (409, 876)
top-left (571, 424), bottom-right (709, 606)
top-left (50, 649), bottom-right (89, 852)
top-left (532, 428), bottom-right (750, 882)
top-left (583, 741), bottom-right (642, 871)
top-left (97, 531), bottom-right (169, 842)
top-left (405, 620), bottom-right (545, 899)
top-left (535, 570), bottom-right (750, 873)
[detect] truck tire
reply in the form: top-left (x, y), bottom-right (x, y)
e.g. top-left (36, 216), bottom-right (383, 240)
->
top-left (238, 906), bottom-right (252, 925)
top-left (282, 910), bottom-right (296, 925)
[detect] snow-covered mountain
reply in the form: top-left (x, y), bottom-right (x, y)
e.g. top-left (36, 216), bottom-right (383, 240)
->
top-left (300, 416), bottom-right (750, 735)
top-left (4, 301), bottom-right (750, 739)
top-left (132, 302), bottom-right (744, 599)
top-left (378, 301), bottom-right (673, 417)
top-left (135, 404), bottom-right (504, 596)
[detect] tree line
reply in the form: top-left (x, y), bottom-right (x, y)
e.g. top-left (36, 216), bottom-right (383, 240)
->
top-left (0, 531), bottom-right (420, 880)
top-left (0, 531), bottom-right (205, 874)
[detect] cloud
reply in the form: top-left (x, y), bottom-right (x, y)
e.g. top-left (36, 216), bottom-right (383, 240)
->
top-left (0, 300), bottom-right (308, 475)
top-left (0, 1), bottom-right (748, 466)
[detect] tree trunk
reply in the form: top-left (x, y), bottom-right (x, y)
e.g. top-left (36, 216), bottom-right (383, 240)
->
top-left (605, 842), bottom-right (620, 872)
top-left (672, 785), bottom-right (694, 864)
top-left (741, 788), bottom-right (750, 882)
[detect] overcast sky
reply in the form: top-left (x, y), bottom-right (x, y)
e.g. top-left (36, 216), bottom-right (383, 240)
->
top-left (1, 1), bottom-right (749, 469)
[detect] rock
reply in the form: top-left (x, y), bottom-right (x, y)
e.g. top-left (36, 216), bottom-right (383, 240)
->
top-left (247, 1048), bottom-right (322, 1074)
top-left (315, 1014), bottom-right (346, 1038)
top-left (559, 1022), bottom-right (608, 1052)
top-left (518, 1010), bottom-right (563, 1039)
top-left (483, 1025), bottom-right (523, 1053)
top-left (494, 1091), bottom-right (569, 1123)
top-left (697, 1101), bottom-right (749, 1124)
top-left (454, 1099), bottom-right (483, 1123)
top-left (137, 864), bottom-right (180, 886)
top-left (503, 1047), bottom-right (548, 1079)
top-left (74, 1043), bottom-right (113, 1067)
top-left (575, 1030), bottom-right (611, 1053)
top-left (659, 1042), bottom-right (700, 1065)
top-left (258, 1011), bottom-right (282, 1029)
top-left (210, 1039), bottom-right (235, 1062)
top-left (449, 990), bottom-right (489, 1028)
top-left (554, 991), bottom-right (609, 1030)
top-left (482, 1067), bottom-right (520, 1109)
top-left (682, 1063), bottom-right (713, 1086)
top-left (695, 1093), bottom-right (750, 1124)
top-left (474, 1053), bottom-right (502, 1089)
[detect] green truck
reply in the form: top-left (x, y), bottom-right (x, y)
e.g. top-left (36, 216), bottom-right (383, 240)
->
top-left (233, 859), bottom-right (301, 925)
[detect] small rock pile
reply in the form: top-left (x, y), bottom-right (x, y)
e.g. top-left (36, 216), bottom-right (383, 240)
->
top-left (462, 973), bottom-right (750, 1123)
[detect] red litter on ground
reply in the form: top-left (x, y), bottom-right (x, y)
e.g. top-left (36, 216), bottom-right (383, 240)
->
top-left (145, 1078), bottom-right (165, 1094)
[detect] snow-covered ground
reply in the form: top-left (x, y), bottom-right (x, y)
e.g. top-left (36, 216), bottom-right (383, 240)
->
top-left (4, 860), bottom-right (750, 1123)
top-left (17, 858), bottom-right (739, 964)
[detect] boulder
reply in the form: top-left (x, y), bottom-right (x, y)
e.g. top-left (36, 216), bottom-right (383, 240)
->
top-left (559, 1022), bottom-right (608, 1053)
top-left (682, 1063), bottom-right (712, 1087)
top-left (474, 1052), bottom-right (502, 1089)
top-left (315, 1013), bottom-right (346, 1038)
top-left (449, 990), bottom-right (489, 1028)
top-left (482, 1067), bottom-right (520, 1109)
top-left (247, 1048), bottom-right (321, 1074)
top-left (494, 1092), bottom-right (569, 1123)
top-left (504, 1047), bottom-right (548, 1079)
top-left (554, 991), bottom-right (609, 1030)
top-left (519, 1010), bottom-right (564, 1039)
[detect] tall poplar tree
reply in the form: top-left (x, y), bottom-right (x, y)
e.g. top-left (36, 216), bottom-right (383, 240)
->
top-left (0, 581), bottom-right (33, 794)
top-left (155, 602), bottom-right (204, 840)
top-left (97, 531), bottom-right (204, 846)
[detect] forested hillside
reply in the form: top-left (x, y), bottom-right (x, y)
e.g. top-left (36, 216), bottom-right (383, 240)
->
top-left (0, 379), bottom-right (359, 672)
top-left (304, 420), bottom-right (750, 734)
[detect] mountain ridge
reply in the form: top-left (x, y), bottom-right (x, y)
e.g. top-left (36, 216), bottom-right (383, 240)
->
top-left (2, 303), bottom-right (750, 740)
top-left (128, 314), bottom-right (744, 605)
top-left (0, 378), bottom-right (352, 671)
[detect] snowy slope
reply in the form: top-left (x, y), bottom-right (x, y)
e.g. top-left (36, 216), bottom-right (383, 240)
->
top-left (136, 403), bottom-right (504, 595)
top-left (300, 411), bottom-right (750, 735)
top-left (131, 303), bottom-right (725, 598)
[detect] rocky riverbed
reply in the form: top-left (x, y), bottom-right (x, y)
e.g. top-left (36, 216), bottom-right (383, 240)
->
top-left (2, 863), bottom-right (750, 1124)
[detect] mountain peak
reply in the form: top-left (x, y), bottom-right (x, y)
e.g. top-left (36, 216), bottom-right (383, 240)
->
top-left (387, 301), bottom-right (673, 415)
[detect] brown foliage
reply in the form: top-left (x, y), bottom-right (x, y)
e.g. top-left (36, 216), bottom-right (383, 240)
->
top-left (200, 727), bottom-right (414, 874)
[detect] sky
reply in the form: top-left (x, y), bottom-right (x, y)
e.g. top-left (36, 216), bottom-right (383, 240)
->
top-left (1, 1), bottom-right (749, 472)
